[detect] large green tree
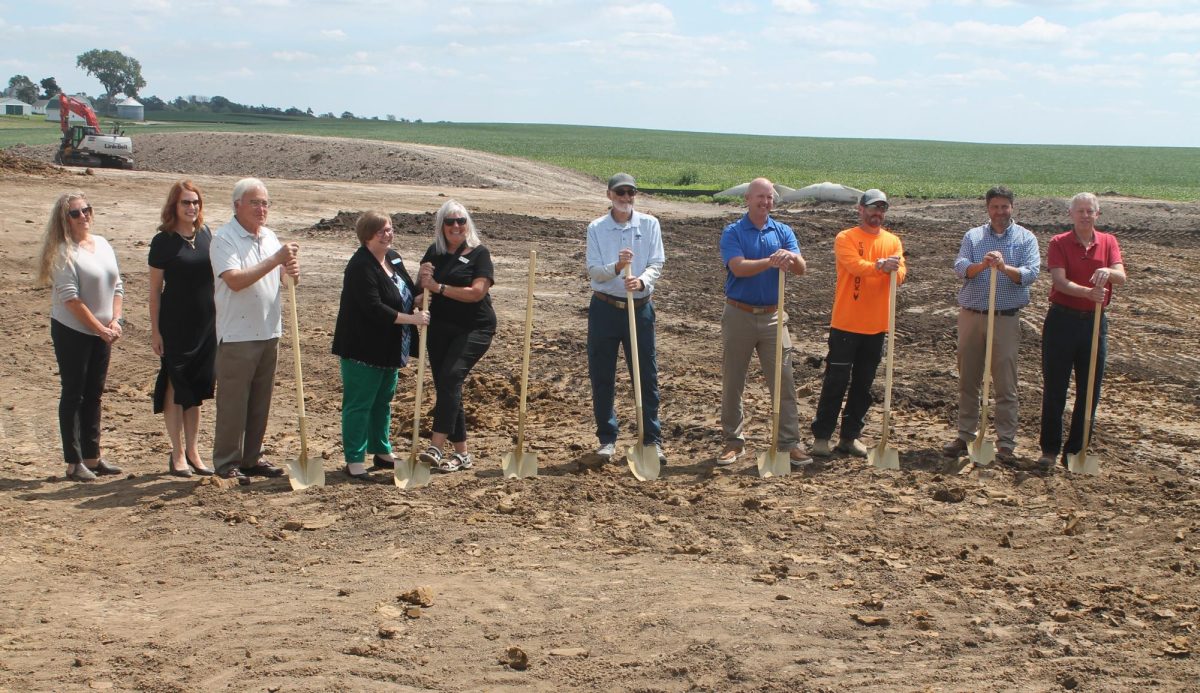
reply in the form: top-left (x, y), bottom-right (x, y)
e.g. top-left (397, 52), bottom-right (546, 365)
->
top-left (5, 75), bottom-right (38, 103)
top-left (40, 77), bottom-right (62, 99)
top-left (76, 49), bottom-right (146, 102)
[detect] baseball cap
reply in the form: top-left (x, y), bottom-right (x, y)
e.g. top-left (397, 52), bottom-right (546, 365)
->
top-left (608, 172), bottom-right (637, 190)
top-left (860, 189), bottom-right (888, 207)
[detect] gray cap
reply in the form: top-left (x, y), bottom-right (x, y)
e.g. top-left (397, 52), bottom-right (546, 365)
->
top-left (860, 189), bottom-right (888, 207)
top-left (608, 172), bottom-right (637, 190)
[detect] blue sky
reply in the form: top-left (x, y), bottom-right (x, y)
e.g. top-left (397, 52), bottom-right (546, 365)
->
top-left (4, 1), bottom-right (1200, 146)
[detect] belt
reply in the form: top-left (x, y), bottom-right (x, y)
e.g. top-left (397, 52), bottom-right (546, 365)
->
top-left (964, 307), bottom-right (1020, 317)
top-left (1050, 303), bottom-right (1102, 320)
top-left (725, 298), bottom-right (777, 315)
top-left (593, 292), bottom-right (649, 310)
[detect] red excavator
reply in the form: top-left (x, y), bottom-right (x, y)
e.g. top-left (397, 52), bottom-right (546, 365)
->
top-left (55, 94), bottom-right (134, 169)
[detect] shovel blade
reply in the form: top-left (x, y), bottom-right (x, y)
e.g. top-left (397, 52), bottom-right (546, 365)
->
top-left (868, 445), bottom-right (900, 471)
top-left (501, 451), bottom-right (539, 479)
top-left (394, 457), bottom-right (432, 489)
top-left (969, 439), bottom-right (995, 466)
top-left (756, 450), bottom-right (791, 478)
top-left (286, 458), bottom-right (325, 491)
top-left (1066, 452), bottom-right (1101, 476)
top-left (626, 444), bottom-right (660, 481)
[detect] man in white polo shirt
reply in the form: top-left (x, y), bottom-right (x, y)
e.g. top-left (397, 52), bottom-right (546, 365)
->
top-left (209, 178), bottom-right (299, 484)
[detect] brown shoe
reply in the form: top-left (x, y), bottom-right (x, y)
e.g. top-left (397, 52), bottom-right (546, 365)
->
top-left (717, 446), bottom-right (741, 466)
top-left (789, 446), bottom-right (813, 466)
top-left (996, 447), bottom-right (1018, 468)
top-left (942, 438), bottom-right (968, 458)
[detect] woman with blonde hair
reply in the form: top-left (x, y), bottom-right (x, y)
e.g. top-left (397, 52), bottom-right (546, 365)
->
top-left (415, 199), bottom-right (496, 473)
top-left (37, 192), bottom-right (124, 481)
top-left (149, 180), bottom-right (216, 477)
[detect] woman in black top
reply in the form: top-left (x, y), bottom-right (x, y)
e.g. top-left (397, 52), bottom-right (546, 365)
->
top-left (416, 200), bottom-right (497, 473)
top-left (332, 211), bottom-right (430, 480)
top-left (148, 181), bottom-right (216, 477)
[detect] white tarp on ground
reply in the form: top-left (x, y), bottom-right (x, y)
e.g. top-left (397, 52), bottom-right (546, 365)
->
top-left (715, 182), bottom-right (796, 203)
top-left (779, 182), bottom-right (864, 203)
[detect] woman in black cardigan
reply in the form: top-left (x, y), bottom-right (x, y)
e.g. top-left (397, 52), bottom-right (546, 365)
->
top-left (331, 211), bottom-right (429, 480)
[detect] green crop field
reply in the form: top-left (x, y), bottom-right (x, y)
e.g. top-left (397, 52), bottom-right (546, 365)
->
top-left (2, 113), bottom-right (1197, 201)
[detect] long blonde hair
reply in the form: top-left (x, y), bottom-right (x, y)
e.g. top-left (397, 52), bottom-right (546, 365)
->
top-left (37, 191), bottom-right (88, 287)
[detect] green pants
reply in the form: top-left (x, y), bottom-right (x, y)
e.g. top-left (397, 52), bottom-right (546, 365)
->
top-left (340, 358), bottom-right (398, 463)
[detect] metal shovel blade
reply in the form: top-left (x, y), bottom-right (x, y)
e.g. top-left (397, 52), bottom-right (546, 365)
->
top-left (1066, 451), bottom-right (1100, 476)
top-left (626, 444), bottom-right (660, 482)
top-left (395, 455), bottom-right (432, 489)
top-left (501, 451), bottom-right (538, 479)
top-left (286, 459), bottom-right (324, 491)
top-left (868, 444), bottom-right (900, 471)
top-left (969, 438), bottom-right (995, 467)
top-left (756, 449), bottom-right (791, 479)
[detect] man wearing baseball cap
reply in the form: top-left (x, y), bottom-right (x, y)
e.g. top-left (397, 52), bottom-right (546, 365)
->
top-left (585, 173), bottom-right (667, 463)
top-left (811, 189), bottom-right (905, 458)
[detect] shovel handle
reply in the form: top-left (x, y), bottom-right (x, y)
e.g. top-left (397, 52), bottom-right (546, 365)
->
top-left (515, 251), bottom-right (536, 453)
top-left (411, 288), bottom-right (431, 462)
top-left (286, 275), bottom-right (308, 461)
top-left (1077, 302), bottom-right (1103, 457)
top-left (974, 268), bottom-right (998, 454)
top-left (769, 269), bottom-right (785, 453)
top-left (625, 265), bottom-right (645, 446)
top-left (879, 270), bottom-right (898, 449)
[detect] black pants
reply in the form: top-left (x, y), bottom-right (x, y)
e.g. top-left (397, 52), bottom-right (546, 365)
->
top-left (1039, 304), bottom-right (1107, 458)
top-left (427, 326), bottom-right (494, 444)
top-left (811, 327), bottom-right (885, 442)
top-left (51, 319), bottom-right (111, 465)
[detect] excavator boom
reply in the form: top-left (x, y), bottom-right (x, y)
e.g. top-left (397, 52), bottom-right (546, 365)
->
top-left (59, 94), bottom-right (102, 133)
top-left (54, 94), bottom-right (134, 170)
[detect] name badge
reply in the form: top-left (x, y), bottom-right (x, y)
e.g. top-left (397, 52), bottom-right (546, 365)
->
top-left (390, 257), bottom-right (403, 266)
top-left (458, 256), bottom-right (469, 264)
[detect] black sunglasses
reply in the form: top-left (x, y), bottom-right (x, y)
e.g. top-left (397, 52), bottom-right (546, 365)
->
top-left (68, 206), bottom-right (94, 219)
top-left (444, 217), bottom-right (468, 227)
top-left (612, 187), bottom-right (637, 197)
top-left (180, 199), bottom-right (201, 207)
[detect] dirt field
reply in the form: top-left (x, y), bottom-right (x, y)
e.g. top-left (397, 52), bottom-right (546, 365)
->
top-left (1, 134), bottom-right (1198, 692)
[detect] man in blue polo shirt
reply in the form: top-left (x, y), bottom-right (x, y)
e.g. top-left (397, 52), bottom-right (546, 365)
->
top-left (586, 173), bottom-right (667, 463)
top-left (718, 177), bottom-right (811, 466)
top-left (943, 186), bottom-right (1040, 466)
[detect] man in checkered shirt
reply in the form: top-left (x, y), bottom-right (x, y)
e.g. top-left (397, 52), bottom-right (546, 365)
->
top-left (943, 186), bottom-right (1041, 466)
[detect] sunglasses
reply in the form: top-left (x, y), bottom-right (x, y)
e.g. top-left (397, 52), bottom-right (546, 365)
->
top-left (612, 187), bottom-right (637, 197)
top-left (180, 199), bottom-right (201, 207)
top-left (68, 206), bottom-right (94, 219)
top-left (444, 217), bottom-right (468, 227)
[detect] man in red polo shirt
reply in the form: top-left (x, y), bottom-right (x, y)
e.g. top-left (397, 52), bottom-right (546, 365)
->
top-left (1037, 192), bottom-right (1128, 472)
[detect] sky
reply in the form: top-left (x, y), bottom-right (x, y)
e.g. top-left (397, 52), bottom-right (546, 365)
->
top-left (3, 1), bottom-right (1200, 147)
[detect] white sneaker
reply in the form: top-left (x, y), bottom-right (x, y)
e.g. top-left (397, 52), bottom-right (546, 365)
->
top-left (596, 443), bottom-right (616, 459)
top-left (655, 444), bottom-right (667, 465)
top-left (812, 439), bottom-right (833, 457)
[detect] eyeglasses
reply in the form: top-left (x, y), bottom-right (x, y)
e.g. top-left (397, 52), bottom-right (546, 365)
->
top-left (68, 206), bottom-right (94, 219)
top-left (444, 217), bottom-right (468, 227)
top-left (612, 187), bottom-right (637, 198)
top-left (376, 225), bottom-right (395, 236)
top-left (243, 199), bottom-right (270, 209)
top-left (180, 199), bottom-right (201, 207)
top-left (866, 202), bottom-right (888, 211)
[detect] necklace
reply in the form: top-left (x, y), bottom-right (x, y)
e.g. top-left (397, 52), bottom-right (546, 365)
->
top-left (180, 232), bottom-right (197, 250)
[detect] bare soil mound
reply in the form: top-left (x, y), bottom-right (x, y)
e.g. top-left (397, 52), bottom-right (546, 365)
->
top-left (8, 131), bottom-right (602, 194)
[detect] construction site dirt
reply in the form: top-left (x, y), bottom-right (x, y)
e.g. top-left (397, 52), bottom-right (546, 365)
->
top-left (1, 134), bottom-right (1197, 691)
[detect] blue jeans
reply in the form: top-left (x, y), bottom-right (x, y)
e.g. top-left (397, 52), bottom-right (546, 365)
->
top-left (1039, 304), bottom-right (1107, 458)
top-left (587, 296), bottom-right (661, 446)
top-left (811, 327), bottom-right (885, 442)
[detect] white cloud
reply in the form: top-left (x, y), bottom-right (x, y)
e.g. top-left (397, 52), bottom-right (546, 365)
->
top-left (1161, 51), bottom-right (1200, 66)
top-left (1081, 12), bottom-right (1200, 44)
top-left (774, 0), bottom-right (819, 13)
top-left (719, 1), bottom-right (758, 14)
top-left (820, 50), bottom-right (876, 64)
top-left (831, 0), bottom-right (929, 11)
top-left (321, 29), bottom-right (347, 40)
top-left (272, 51), bottom-right (315, 61)
top-left (602, 3), bottom-right (675, 29)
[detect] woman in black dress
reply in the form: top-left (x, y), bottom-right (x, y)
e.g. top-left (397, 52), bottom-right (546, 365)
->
top-left (415, 199), bottom-right (496, 473)
top-left (148, 181), bottom-right (216, 477)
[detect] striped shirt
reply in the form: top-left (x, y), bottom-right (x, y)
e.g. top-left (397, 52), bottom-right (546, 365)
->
top-left (953, 221), bottom-right (1040, 311)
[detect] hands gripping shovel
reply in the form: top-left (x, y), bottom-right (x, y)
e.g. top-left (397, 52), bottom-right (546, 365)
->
top-left (1067, 302), bottom-right (1103, 476)
top-left (285, 275), bottom-right (324, 490)
top-left (969, 268), bottom-right (999, 467)
top-left (396, 289), bottom-right (433, 489)
top-left (756, 270), bottom-right (790, 478)
top-left (867, 271), bottom-right (900, 471)
top-left (624, 265), bottom-right (659, 481)
top-left (501, 251), bottom-right (538, 479)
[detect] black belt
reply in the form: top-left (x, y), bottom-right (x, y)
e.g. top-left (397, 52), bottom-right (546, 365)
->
top-left (1050, 303), bottom-right (1101, 320)
top-left (964, 307), bottom-right (1020, 317)
top-left (593, 292), bottom-right (649, 310)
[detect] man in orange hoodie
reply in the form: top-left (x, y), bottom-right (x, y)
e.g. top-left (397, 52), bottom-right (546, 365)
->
top-left (811, 189), bottom-right (905, 458)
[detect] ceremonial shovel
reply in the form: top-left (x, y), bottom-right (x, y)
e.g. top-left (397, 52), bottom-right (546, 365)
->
top-left (969, 268), bottom-right (998, 466)
top-left (396, 289), bottom-right (433, 489)
top-left (501, 251), bottom-right (538, 479)
top-left (756, 270), bottom-right (791, 478)
top-left (285, 275), bottom-right (324, 490)
top-left (867, 271), bottom-right (901, 471)
top-left (1066, 302), bottom-right (1103, 476)
top-left (624, 265), bottom-right (660, 481)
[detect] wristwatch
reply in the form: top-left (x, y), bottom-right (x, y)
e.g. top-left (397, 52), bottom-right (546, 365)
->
top-left (116, 317), bottom-right (126, 327)
top-left (438, 283), bottom-right (446, 295)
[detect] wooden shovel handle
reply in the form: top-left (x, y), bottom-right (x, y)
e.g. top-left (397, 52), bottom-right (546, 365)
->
top-left (878, 271), bottom-right (898, 449)
top-left (975, 268), bottom-right (998, 451)
top-left (515, 251), bottom-right (536, 453)
top-left (625, 265), bottom-right (645, 446)
top-left (769, 269), bottom-right (785, 452)
top-left (1078, 302), bottom-right (1103, 456)
top-left (411, 288), bottom-right (431, 461)
top-left (286, 275), bottom-right (307, 460)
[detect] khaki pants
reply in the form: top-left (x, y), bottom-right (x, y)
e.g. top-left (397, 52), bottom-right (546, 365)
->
top-left (956, 309), bottom-right (1020, 449)
top-left (720, 304), bottom-right (799, 450)
top-left (212, 338), bottom-right (278, 472)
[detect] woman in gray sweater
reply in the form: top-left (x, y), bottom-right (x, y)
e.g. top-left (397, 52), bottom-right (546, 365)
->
top-left (36, 191), bottom-right (125, 481)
